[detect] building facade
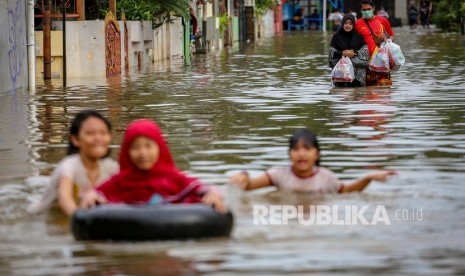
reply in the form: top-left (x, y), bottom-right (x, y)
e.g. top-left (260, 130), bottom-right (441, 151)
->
top-left (1, 0), bottom-right (28, 94)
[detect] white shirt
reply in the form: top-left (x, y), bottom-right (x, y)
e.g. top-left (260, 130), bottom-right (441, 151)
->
top-left (377, 10), bottom-right (389, 18)
top-left (28, 154), bottom-right (119, 213)
top-left (328, 12), bottom-right (344, 24)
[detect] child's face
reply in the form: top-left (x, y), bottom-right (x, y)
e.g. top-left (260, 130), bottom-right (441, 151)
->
top-left (71, 117), bottom-right (111, 160)
top-left (289, 139), bottom-right (319, 173)
top-left (129, 136), bottom-right (160, 170)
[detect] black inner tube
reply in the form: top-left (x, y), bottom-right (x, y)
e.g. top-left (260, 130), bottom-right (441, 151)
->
top-left (71, 203), bottom-right (234, 241)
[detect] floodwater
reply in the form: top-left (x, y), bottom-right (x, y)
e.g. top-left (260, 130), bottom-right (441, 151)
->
top-left (1, 27), bottom-right (465, 275)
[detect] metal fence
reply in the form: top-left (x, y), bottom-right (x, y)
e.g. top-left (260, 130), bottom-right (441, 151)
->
top-left (34, 0), bottom-right (79, 18)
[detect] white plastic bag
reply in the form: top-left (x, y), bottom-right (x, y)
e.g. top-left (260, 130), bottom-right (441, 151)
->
top-left (384, 39), bottom-right (405, 71)
top-left (369, 45), bottom-right (390, 73)
top-left (331, 56), bottom-right (355, 83)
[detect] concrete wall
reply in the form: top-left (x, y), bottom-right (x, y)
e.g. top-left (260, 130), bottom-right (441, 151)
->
top-left (0, 0), bottom-right (28, 93)
top-left (153, 19), bottom-right (184, 62)
top-left (35, 31), bottom-right (63, 79)
top-left (33, 19), bottom-right (187, 79)
top-left (263, 11), bottom-right (275, 38)
top-left (153, 23), bottom-right (170, 61)
top-left (127, 21), bottom-right (153, 70)
top-left (206, 17), bottom-right (221, 50)
top-left (204, 2), bottom-right (221, 51)
top-left (0, 88), bottom-right (35, 179)
top-left (257, 10), bottom-right (275, 39)
top-left (169, 19), bottom-right (183, 58)
top-left (64, 21), bottom-right (108, 78)
top-left (395, 0), bottom-right (408, 25)
top-left (232, 16), bottom-right (239, 42)
top-left (51, 20), bottom-right (156, 78)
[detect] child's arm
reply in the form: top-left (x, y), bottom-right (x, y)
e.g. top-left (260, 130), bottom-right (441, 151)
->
top-left (228, 172), bottom-right (272, 190)
top-left (201, 186), bottom-right (227, 214)
top-left (57, 176), bottom-right (78, 216)
top-left (340, 170), bottom-right (397, 193)
top-left (79, 178), bottom-right (114, 208)
top-left (80, 189), bottom-right (107, 209)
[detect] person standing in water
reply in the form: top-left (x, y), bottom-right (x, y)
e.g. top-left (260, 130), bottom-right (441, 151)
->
top-left (377, 6), bottom-right (389, 18)
top-left (328, 8), bottom-right (344, 32)
top-left (329, 13), bottom-right (369, 87)
top-left (229, 129), bottom-right (396, 194)
top-left (420, 1), bottom-right (431, 29)
top-left (81, 119), bottom-right (226, 213)
top-left (408, 3), bottom-right (419, 29)
top-left (355, 0), bottom-right (394, 86)
top-left (28, 110), bottom-right (119, 216)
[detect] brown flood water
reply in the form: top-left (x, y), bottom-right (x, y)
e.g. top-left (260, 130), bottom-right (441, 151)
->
top-left (0, 27), bottom-right (465, 275)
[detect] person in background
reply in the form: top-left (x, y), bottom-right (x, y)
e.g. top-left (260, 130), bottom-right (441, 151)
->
top-left (377, 6), bottom-right (389, 18)
top-left (309, 9), bottom-right (320, 29)
top-left (229, 129), bottom-right (397, 194)
top-left (28, 110), bottom-right (119, 216)
top-left (329, 14), bottom-right (369, 87)
top-left (328, 8), bottom-right (344, 32)
top-left (408, 2), bottom-right (419, 29)
top-left (355, 0), bottom-right (394, 86)
top-left (293, 8), bottom-right (304, 25)
top-left (81, 119), bottom-right (226, 213)
top-left (348, 8), bottom-right (358, 19)
top-left (420, 1), bottom-right (430, 29)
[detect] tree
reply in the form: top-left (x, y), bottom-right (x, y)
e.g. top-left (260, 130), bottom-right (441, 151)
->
top-left (100, 0), bottom-right (190, 28)
top-left (431, 0), bottom-right (465, 31)
top-left (255, 0), bottom-right (276, 16)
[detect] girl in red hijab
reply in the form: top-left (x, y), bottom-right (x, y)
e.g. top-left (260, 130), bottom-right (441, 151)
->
top-left (81, 119), bottom-right (226, 213)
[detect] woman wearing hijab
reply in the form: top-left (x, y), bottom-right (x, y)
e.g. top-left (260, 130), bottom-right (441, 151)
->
top-left (80, 119), bottom-right (226, 213)
top-left (328, 13), bottom-right (369, 87)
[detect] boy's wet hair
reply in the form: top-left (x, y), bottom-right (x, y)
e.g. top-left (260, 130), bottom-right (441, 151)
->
top-left (289, 129), bottom-right (321, 166)
top-left (66, 109), bottom-right (112, 157)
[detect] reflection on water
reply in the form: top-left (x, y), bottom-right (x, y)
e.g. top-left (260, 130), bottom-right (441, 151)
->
top-left (1, 28), bottom-right (465, 274)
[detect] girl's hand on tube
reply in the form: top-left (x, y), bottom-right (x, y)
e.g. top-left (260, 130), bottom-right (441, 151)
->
top-left (80, 190), bottom-right (107, 209)
top-left (202, 189), bottom-right (227, 214)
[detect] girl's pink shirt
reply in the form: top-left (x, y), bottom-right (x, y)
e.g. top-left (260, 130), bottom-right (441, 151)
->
top-left (266, 166), bottom-right (343, 194)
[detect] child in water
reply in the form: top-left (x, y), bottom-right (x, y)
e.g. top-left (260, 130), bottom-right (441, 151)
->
top-left (28, 110), bottom-right (119, 216)
top-left (81, 119), bottom-right (226, 213)
top-left (229, 129), bottom-right (396, 193)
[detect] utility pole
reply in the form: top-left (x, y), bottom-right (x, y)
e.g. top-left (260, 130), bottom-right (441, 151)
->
top-left (184, 17), bottom-right (191, 66)
top-left (43, 0), bottom-right (52, 80)
top-left (27, 0), bottom-right (36, 92)
top-left (238, 0), bottom-right (246, 42)
top-left (77, 0), bottom-right (85, 20)
top-left (109, 0), bottom-right (116, 17)
top-left (62, 2), bottom-right (67, 86)
top-left (322, 0), bottom-right (327, 33)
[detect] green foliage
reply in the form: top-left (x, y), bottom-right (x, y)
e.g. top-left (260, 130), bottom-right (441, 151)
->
top-left (219, 13), bottom-right (229, 34)
top-left (255, 0), bottom-right (276, 16)
top-left (431, 0), bottom-right (465, 31)
top-left (153, 0), bottom-right (190, 19)
top-left (117, 0), bottom-right (161, 21)
top-left (99, 0), bottom-right (190, 28)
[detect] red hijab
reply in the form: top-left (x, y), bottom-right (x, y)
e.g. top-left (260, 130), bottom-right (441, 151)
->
top-left (96, 119), bottom-right (204, 204)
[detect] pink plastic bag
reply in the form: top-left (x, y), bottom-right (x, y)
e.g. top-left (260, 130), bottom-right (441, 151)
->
top-left (331, 56), bottom-right (355, 83)
top-left (384, 39), bottom-right (405, 71)
top-left (369, 45), bottom-right (390, 73)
